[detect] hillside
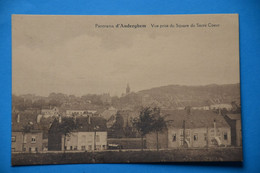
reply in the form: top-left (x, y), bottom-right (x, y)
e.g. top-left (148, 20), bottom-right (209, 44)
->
top-left (119, 83), bottom-right (240, 109)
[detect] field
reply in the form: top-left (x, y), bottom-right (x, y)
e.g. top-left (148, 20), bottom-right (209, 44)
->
top-left (12, 148), bottom-right (243, 166)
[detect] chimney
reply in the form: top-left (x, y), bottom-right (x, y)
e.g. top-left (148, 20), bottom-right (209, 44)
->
top-left (37, 114), bottom-right (42, 123)
top-left (59, 115), bottom-right (62, 123)
top-left (185, 106), bottom-right (191, 115)
top-left (17, 114), bottom-right (20, 123)
top-left (213, 119), bottom-right (217, 137)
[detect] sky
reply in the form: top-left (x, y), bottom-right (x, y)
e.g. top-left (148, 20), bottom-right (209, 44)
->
top-left (12, 15), bottom-right (240, 96)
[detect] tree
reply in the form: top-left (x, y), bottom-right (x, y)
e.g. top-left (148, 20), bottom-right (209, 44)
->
top-left (152, 115), bottom-right (166, 151)
top-left (133, 107), bottom-right (166, 151)
top-left (111, 112), bottom-right (125, 138)
top-left (132, 107), bottom-right (154, 150)
top-left (58, 117), bottom-right (77, 152)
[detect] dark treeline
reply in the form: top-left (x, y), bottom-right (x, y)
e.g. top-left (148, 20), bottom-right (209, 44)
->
top-left (12, 93), bottom-right (121, 111)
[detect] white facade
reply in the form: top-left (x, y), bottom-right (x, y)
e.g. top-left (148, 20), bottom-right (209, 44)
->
top-left (62, 131), bottom-right (107, 151)
top-left (210, 104), bottom-right (233, 110)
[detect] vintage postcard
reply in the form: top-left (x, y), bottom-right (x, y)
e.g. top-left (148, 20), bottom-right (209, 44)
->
top-left (11, 14), bottom-right (242, 165)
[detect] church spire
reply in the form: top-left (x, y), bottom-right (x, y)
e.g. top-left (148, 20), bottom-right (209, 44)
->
top-left (126, 83), bottom-right (130, 94)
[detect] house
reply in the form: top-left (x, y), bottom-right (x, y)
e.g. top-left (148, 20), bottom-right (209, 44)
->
top-left (146, 109), bottom-right (231, 149)
top-left (12, 131), bottom-right (43, 152)
top-left (48, 116), bottom-right (108, 151)
top-left (12, 112), bottom-right (43, 152)
top-left (223, 113), bottom-right (242, 146)
top-left (62, 116), bottom-right (107, 151)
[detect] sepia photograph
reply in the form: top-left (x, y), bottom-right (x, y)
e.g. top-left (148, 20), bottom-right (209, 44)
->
top-left (11, 14), bottom-right (242, 165)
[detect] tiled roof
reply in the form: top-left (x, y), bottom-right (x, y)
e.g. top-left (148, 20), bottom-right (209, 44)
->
top-left (162, 110), bottom-right (230, 129)
top-left (12, 111), bottom-right (40, 132)
top-left (75, 116), bottom-right (107, 132)
top-left (101, 109), bottom-right (117, 120)
top-left (226, 114), bottom-right (241, 120)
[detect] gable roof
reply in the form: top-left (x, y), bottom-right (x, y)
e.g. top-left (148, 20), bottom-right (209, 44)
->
top-left (101, 109), bottom-right (117, 120)
top-left (12, 111), bottom-right (40, 132)
top-left (75, 116), bottom-right (107, 132)
top-left (226, 114), bottom-right (241, 120)
top-left (162, 110), bottom-right (230, 129)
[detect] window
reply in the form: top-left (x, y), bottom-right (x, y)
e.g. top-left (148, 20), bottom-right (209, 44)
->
top-left (194, 133), bottom-right (198, 141)
top-left (81, 146), bottom-right (86, 151)
top-left (204, 133), bottom-right (207, 141)
top-left (23, 147), bottom-right (26, 152)
top-left (70, 146), bottom-right (73, 150)
top-left (31, 136), bottom-right (36, 143)
top-left (180, 137), bottom-right (184, 146)
top-left (172, 133), bottom-right (176, 142)
top-left (64, 146), bottom-right (67, 150)
top-left (29, 147), bottom-right (31, 152)
top-left (35, 147), bottom-right (38, 152)
top-left (96, 145), bottom-right (101, 150)
top-left (223, 132), bottom-right (228, 140)
top-left (82, 135), bottom-right (86, 143)
top-left (102, 145), bottom-right (106, 150)
top-left (12, 136), bottom-right (16, 142)
top-left (23, 135), bottom-right (27, 143)
top-left (96, 135), bottom-right (100, 142)
top-left (185, 129), bottom-right (190, 137)
top-left (180, 129), bottom-right (184, 137)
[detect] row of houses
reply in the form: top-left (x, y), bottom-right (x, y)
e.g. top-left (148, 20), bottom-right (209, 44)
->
top-left (12, 112), bottom-right (108, 152)
top-left (11, 108), bottom-right (242, 153)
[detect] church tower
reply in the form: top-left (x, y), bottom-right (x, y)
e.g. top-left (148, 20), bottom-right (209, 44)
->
top-left (126, 83), bottom-right (130, 94)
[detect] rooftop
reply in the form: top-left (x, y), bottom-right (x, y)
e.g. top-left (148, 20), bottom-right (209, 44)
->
top-left (162, 109), bottom-right (230, 129)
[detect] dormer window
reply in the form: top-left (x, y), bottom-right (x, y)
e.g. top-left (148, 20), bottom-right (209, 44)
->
top-left (31, 136), bottom-right (36, 143)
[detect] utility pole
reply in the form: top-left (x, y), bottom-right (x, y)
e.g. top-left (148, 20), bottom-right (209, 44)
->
top-left (183, 120), bottom-right (186, 147)
top-left (94, 128), bottom-right (96, 151)
top-left (93, 126), bottom-right (99, 151)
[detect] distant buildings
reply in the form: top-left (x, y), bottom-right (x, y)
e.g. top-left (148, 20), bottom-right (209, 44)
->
top-left (41, 107), bottom-right (59, 118)
top-left (65, 109), bottom-right (98, 117)
top-left (66, 110), bottom-right (85, 116)
top-left (210, 104), bottom-right (233, 111)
